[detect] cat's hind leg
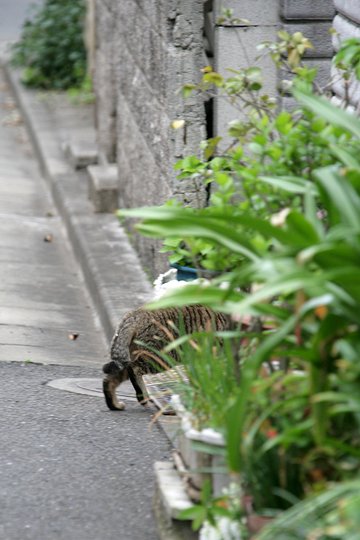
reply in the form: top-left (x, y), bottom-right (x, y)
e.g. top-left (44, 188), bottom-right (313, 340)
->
top-left (102, 361), bottom-right (127, 411)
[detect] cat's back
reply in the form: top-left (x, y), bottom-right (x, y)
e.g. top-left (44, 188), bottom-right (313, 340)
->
top-left (132, 304), bottom-right (228, 342)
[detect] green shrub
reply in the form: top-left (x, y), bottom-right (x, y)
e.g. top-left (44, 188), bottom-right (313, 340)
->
top-left (12, 0), bottom-right (87, 90)
top-left (125, 90), bottom-right (360, 529)
top-left (143, 32), bottom-right (359, 274)
top-left (117, 27), bottom-right (360, 535)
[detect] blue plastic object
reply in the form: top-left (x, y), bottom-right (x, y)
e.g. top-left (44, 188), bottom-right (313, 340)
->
top-left (170, 263), bottom-right (198, 281)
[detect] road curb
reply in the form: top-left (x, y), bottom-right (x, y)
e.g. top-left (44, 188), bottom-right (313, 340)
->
top-left (153, 462), bottom-right (198, 540)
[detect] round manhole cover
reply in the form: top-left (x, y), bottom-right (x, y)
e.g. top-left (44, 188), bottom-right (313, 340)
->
top-left (47, 378), bottom-right (137, 402)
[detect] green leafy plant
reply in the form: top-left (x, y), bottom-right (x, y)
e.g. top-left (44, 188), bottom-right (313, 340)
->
top-left (120, 92), bottom-right (360, 521)
top-left (333, 38), bottom-right (360, 81)
top-left (67, 74), bottom-right (95, 105)
top-left (164, 329), bottom-right (242, 430)
top-left (12, 0), bottom-right (87, 90)
top-left (179, 481), bottom-right (248, 537)
top-left (332, 37), bottom-right (360, 110)
top-left (154, 34), bottom-right (360, 274)
top-left (116, 32), bottom-right (360, 534)
top-left (256, 479), bottom-right (360, 540)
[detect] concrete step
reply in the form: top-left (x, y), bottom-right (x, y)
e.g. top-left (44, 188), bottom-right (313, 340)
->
top-left (63, 140), bottom-right (98, 169)
top-left (86, 164), bottom-right (119, 213)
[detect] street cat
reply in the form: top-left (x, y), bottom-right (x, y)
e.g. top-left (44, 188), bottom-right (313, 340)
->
top-left (102, 305), bottom-right (229, 410)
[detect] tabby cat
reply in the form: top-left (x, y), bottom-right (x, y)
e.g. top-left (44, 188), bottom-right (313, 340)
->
top-left (102, 305), bottom-right (229, 410)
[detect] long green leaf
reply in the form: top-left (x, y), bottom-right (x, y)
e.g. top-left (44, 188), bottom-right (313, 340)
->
top-left (218, 273), bottom-right (326, 316)
top-left (146, 284), bottom-right (244, 311)
top-left (260, 418), bottom-right (314, 454)
top-left (315, 166), bottom-right (360, 231)
top-left (137, 218), bottom-right (260, 262)
top-left (120, 205), bottom-right (309, 252)
top-left (259, 175), bottom-right (318, 195)
top-left (202, 213), bottom-right (296, 245)
top-left (313, 391), bottom-right (360, 407)
top-left (330, 144), bottom-right (360, 168)
top-left (304, 184), bottom-right (324, 238)
top-left (294, 89), bottom-right (360, 139)
top-left (285, 211), bottom-right (320, 246)
top-left (256, 479), bottom-right (360, 540)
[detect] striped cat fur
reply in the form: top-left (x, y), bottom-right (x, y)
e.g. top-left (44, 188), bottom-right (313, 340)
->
top-left (102, 305), bottom-right (229, 410)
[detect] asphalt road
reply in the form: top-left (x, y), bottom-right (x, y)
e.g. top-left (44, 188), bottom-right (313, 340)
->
top-left (0, 362), bottom-right (171, 540)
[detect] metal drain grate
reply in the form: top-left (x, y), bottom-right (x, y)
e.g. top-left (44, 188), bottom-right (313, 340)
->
top-left (143, 367), bottom-right (188, 413)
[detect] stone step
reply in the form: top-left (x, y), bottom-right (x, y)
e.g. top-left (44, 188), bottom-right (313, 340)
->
top-left (63, 140), bottom-right (98, 169)
top-left (86, 163), bottom-right (119, 213)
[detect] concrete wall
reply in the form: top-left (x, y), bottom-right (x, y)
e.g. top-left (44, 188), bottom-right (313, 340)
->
top-left (213, 0), bottom-right (279, 137)
top-left (332, 0), bottom-right (360, 108)
top-left (281, 0), bottom-right (335, 85)
top-left (211, 1), bottom-right (336, 136)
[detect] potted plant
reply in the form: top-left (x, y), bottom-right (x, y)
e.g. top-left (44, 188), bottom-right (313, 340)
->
top-left (152, 329), bottom-right (238, 500)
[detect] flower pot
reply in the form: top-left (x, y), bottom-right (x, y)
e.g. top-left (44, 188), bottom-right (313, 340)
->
top-left (176, 429), bottom-right (212, 495)
top-left (243, 495), bottom-right (274, 537)
top-left (170, 263), bottom-right (199, 281)
top-left (170, 263), bottom-right (220, 282)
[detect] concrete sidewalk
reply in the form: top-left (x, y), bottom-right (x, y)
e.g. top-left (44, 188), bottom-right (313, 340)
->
top-left (2, 65), bottom-right (152, 344)
top-left (0, 66), bottom-right (107, 366)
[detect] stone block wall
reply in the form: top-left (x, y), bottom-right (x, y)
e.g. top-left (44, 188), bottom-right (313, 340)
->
top-left (332, 0), bottom-right (360, 108)
top-left (93, 0), bottom-right (208, 277)
top-left (93, 0), bottom-right (117, 163)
